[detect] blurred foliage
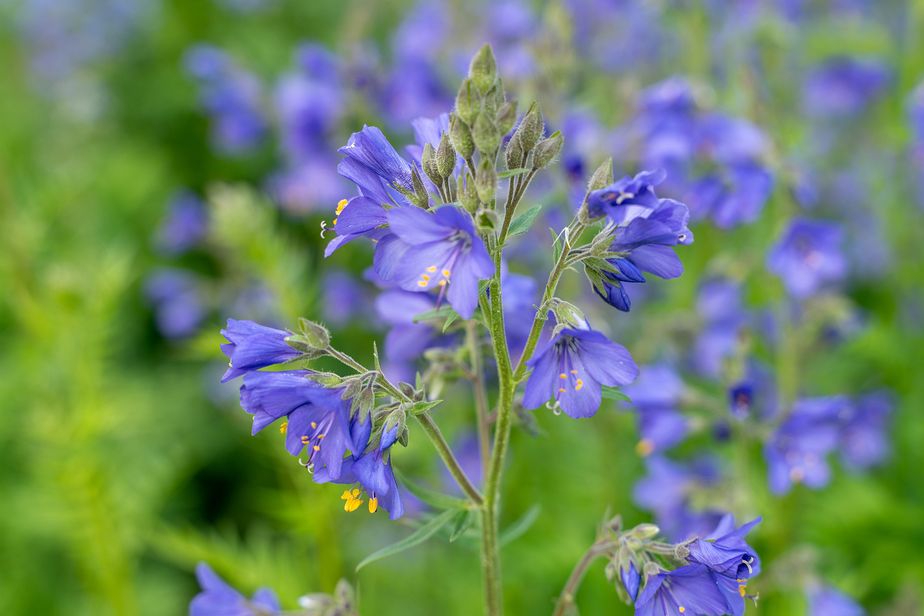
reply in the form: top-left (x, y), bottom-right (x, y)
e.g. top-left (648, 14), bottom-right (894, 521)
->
top-left (2, 1), bottom-right (924, 615)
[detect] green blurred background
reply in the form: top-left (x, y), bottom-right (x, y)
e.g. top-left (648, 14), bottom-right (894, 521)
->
top-left (2, 0), bottom-right (924, 614)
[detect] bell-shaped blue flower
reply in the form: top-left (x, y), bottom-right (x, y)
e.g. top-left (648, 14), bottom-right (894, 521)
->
top-left (189, 562), bottom-right (280, 616)
top-left (634, 563), bottom-right (730, 616)
top-left (522, 326), bottom-right (638, 418)
top-left (220, 319), bottom-right (300, 382)
top-left (767, 218), bottom-right (846, 299)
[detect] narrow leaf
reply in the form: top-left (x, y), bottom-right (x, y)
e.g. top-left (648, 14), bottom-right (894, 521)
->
top-left (412, 306), bottom-right (458, 323)
top-left (500, 505), bottom-right (541, 546)
top-left (508, 204), bottom-right (543, 238)
top-left (356, 509), bottom-right (458, 571)
top-left (601, 387), bottom-right (631, 403)
top-left (448, 509), bottom-right (476, 542)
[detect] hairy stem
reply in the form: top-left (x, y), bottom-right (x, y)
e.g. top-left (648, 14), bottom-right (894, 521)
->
top-left (552, 539), bottom-right (620, 616)
top-left (467, 320), bottom-right (492, 473)
top-left (328, 348), bottom-right (483, 506)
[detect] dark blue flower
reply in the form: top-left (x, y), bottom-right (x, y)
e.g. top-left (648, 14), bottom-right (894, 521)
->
top-left (156, 191), bottom-right (208, 255)
top-left (622, 561), bottom-right (641, 602)
top-left (765, 396), bottom-right (847, 494)
top-left (374, 288), bottom-right (441, 381)
top-left (339, 125), bottom-right (415, 196)
top-left (145, 269), bottom-right (205, 339)
top-left (331, 425), bottom-right (404, 519)
top-left (522, 325), bottom-right (638, 418)
top-left (220, 319), bottom-right (300, 382)
top-left (586, 169), bottom-right (666, 223)
top-left (189, 562), bottom-right (280, 616)
top-left (239, 371), bottom-right (354, 480)
top-left (377, 205), bottom-right (493, 319)
top-left (767, 218), bottom-right (847, 299)
top-left (687, 515), bottom-right (762, 615)
top-left (803, 56), bottom-right (890, 118)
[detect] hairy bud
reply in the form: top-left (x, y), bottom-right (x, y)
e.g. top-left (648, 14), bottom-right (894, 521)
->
top-left (587, 157), bottom-right (614, 192)
top-left (436, 132), bottom-right (456, 178)
top-left (505, 133), bottom-right (525, 170)
top-left (468, 44), bottom-right (498, 94)
top-left (496, 99), bottom-right (518, 135)
top-left (532, 130), bottom-right (563, 169)
top-left (475, 157), bottom-right (497, 204)
top-left (455, 79), bottom-right (478, 125)
top-left (459, 174), bottom-right (480, 214)
top-left (297, 318), bottom-right (330, 349)
top-left (449, 114), bottom-right (475, 160)
top-left (473, 111), bottom-right (501, 155)
top-left (421, 142), bottom-right (442, 186)
top-left (410, 168), bottom-right (430, 208)
top-left (513, 102), bottom-right (544, 153)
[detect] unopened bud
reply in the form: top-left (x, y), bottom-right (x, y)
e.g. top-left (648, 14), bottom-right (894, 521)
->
top-left (449, 114), bottom-right (475, 160)
top-left (475, 157), bottom-right (497, 203)
top-left (513, 102), bottom-right (543, 153)
top-left (298, 318), bottom-right (330, 349)
top-left (455, 79), bottom-right (478, 125)
top-left (532, 130), bottom-right (563, 169)
top-left (505, 133), bottom-right (525, 170)
top-left (496, 99), bottom-right (518, 135)
top-left (473, 111), bottom-right (500, 155)
top-left (630, 523), bottom-right (660, 540)
top-left (587, 157), bottom-right (614, 192)
top-left (436, 133), bottom-right (456, 178)
top-left (459, 175), bottom-right (480, 213)
top-left (468, 44), bottom-right (498, 94)
top-left (410, 168), bottom-right (430, 208)
top-left (421, 142), bottom-right (441, 186)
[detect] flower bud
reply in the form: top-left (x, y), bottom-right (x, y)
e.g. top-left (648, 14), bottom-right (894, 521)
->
top-left (475, 157), bottom-right (497, 203)
top-left (421, 142), bottom-right (442, 186)
top-left (473, 111), bottom-right (501, 155)
top-left (455, 78), bottom-right (478, 125)
top-left (410, 168), bottom-right (430, 208)
top-left (629, 523), bottom-right (660, 540)
top-left (531, 130), bottom-right (563, 169)
top-left (449, 113), bottom-right (475, 160)
top-left (468, 44), bottom-right (498, 94)
top-left (587, 157), bottom-right (614, 192)
top-left (512, 102), bottom-right (543, 154)
top-left (496, 99), bottom-right (518, 135)
top-left (436, 132), bottom-right (456, 178)
top-left (505, 133), bottom-right (525, 170)
top-left (298, 318), bottom-right (330, 349)
top-left (459, 175), bottom-right (480, 213)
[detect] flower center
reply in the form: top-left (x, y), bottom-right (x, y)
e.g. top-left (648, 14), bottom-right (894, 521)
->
top-left (340, 486), bottom-right (378, 514)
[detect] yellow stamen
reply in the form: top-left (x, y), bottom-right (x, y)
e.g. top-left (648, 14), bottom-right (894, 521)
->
top-left (417, 280), bottom-right (428, 287)
top-left (438, 279), bottom-right (447, 287)
top-left (738, 584), bottom-right (747, 598)
top-left (570, 369), bottom-right (578, 374)
top-left (441, 268), bottom-right (451, 277)
top-left (310, 421), bottom-right (317, 429)
top-left (574, 378), bottom-right (584, 391)
top-left (301, 435), bottom-right (310, 444)
top-left (317, 434), bottom-right (325, 439)
top-left (558, 387), bottom-right (566, 393)
top-left (635, 439), bottom-right (655, 457)
top-left (351, 488), bottom-right (360, 497)
top-left (368, 497), bottom-right (379, 513)
top-left (559, 373), bottom-right (567, 379)
top-left (341, 490), bottom-right (353, 500)
top-left (426, 265), bottom-right (438, 273)
top-left (335, 198), bottom-right (349, 214)
top-left (313, 445), bottom-right (321, 452)
top-left (679, 608), bottom-right (686, 614)
top-left (421, 274), bottom-right (431, 281)
top-left (279, 422), bottom-right (288, 435)
top-left (344, 497), bottom-right (362, 512)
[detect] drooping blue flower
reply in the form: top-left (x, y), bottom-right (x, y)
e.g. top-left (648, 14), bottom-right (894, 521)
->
top-left (144, 269), bottom-right (206, 339)
top-left (687, 515), bottom-right (762, 615)
top-left (585, 169), bottom-right (667, 223)
top-left (765, 396), bottom-right (847, 494)
top-left (377, 205), bottom-right (493, 319)
top-left (692, 277), bottom-right (750, 378)
top-left (374, 288), bottom-right (441, 382)
top-left (840, 391), bottom-right (893, 471)
top-left (239, 371), bottom-right (354, 479)
top-left (621, 561), bottom-right (641, 603)
top-left (189, 562), bottom-right (280, 616)
top-left (184, 45), bottom-right (267, 155)
top-left (808, 585), bottom-right (865, 616)
top-left (330, 425), bottom-right (404, 519)
top-left (522, 325), bottom-right (638, 418)
top-left (768, 218), bottom-right (847, 299)
top-left (634, 563), bottom-right (731, 616)
top-left (219, 319), bottom-right (300, 382)
top-left (320, 270), bottom-right (371, 327)
top-left (339, 125), bottom-right (415, 197)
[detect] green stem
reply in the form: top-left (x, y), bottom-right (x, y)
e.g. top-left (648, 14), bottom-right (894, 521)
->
top-left (552, 539), bottom-right (620, 616)
top-left (466, 320), bottom-right (492, 473)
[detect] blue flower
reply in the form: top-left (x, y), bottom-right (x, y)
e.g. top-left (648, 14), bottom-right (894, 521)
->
top-left (374, 288), bottom-right (442, 382)
top-left (585, 169), bottom-right (666, 223)
top-left (339, 125), bottom-right (415, 196)
top-left (692, 277), bottom-right (749, 378)
top-left (145, 269), bottom-right (205, 339)
top-left (840, 391), bottom-right (893, 471)
top-left (687, 515), bottom-right (761, 615)
top-left (189, 562), bottom-right (280, 616)
top-left (156, 191), bottom-right (208, 255)
top-left (768, 218), bottom-right (847, 299)
top-left (377, 205), bottom-right (493, 319)
top-left (331, 425), bottom-right (404, 519)
top-left (622, 561), bottom-right (641, 603)
top-left (765, 396), bottom-right (847, 494)
top-left (623, 363), bottom-right (688, 456)
top-left (803, 56), bottom-right (890, 118)
top-left (522, 325), bottom-right (638, 418)
top-left (220, 319), bottom-right (300, 382)
top-left (808, 585), bottom-right (865, 616)
top-left (239, 371), bottom-right (354, 480)
top-left (634, 563), bottom-right (731, 616)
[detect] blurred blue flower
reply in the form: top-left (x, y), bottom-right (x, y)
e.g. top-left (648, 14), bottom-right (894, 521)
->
top-left (808, 585), bottom-right (865, 616)
top-left (840, 391), bottom-right (893, 470)
top-left (144, 269), bottom-right (206, 339)
top-left (219, 319), bottom-right (299, 382)
top-left (190, 562), bottom-right (280, 616)
top-left (623, 363), bottom-right (688, 456)
top-left (633, 456), bottom-right (725, 541)
top-left (768, 218), bottom-right (847, 299)
top-left (523, 325), bottom-right (638, 418)
top-left (156, 191), bottom-right (208, 255)
top-left (687, 515), bottom-right (762, 614)
top-left (803, 57), bottom-right (890, 118)
top-left (332, 425), bottom-right (404, 519)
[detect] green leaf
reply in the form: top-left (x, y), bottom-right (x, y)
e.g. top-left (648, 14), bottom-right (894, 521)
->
top-left (507, 204), bottom-right (543, 238)
top-left (356, 509), bottom-right (458, 571)
top-left (394, 468), bottom-right (470, 510)
top-left (498, 167), bottom-right (530, 179)
top-left (442, 311), bottom-right (460, 333)
top-left (448, 509), bottom-right (476, 542)
top-left (500, 505), bottom-right (541, 546)
top-left (405, 399), bottom-right (443, 416)
top-left (412, 306), bottom-right (458, 323)
top-left (601, 387), bottom-right (631, 403)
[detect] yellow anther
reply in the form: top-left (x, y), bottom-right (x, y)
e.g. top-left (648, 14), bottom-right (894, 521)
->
top-left (341, 490), bottom-right (353, 500)
top-left (679, 608), bottom-right (686, 614)
top-left (559, 373), bottom-right (567, 379)
top-left (351, 488), bottom-right (360, 497)
top-left (344, 497), bottom-right (363, 512)
top-left (417, 280), bottom-right (428, 287)
top-left (310, 421), bottom-right (318, 429)
top-left (368, 497), bottom-right (379, 513)
top-left (438, 279), bottom-right (447, 287)
top-left (635, 439), bottom-right (655, 457)
top-left (570, 369), bottom-right (578, 375)
top-left (336, 199), bottom-right (349, 214)
top-left (426, 265), bottom-right (438, 273)
top-left (738, 584), bottom-right (747, 598)
top-left (301, 435), bottom-right (311, 444)
top-left (317, 434), bottom-right (325, 439)
top-left (279, 422), bottom-right (288, 435)
top-left (441, 268), bottom-right (451, 277)
top-left (558, 387), bottom-right (567, 393)
top-left (421, 274), bottom-right (431, 281)
top-left (313, 445), bottom-right (321, 452)
top-left (575, 378), bottom-right (584, 391)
